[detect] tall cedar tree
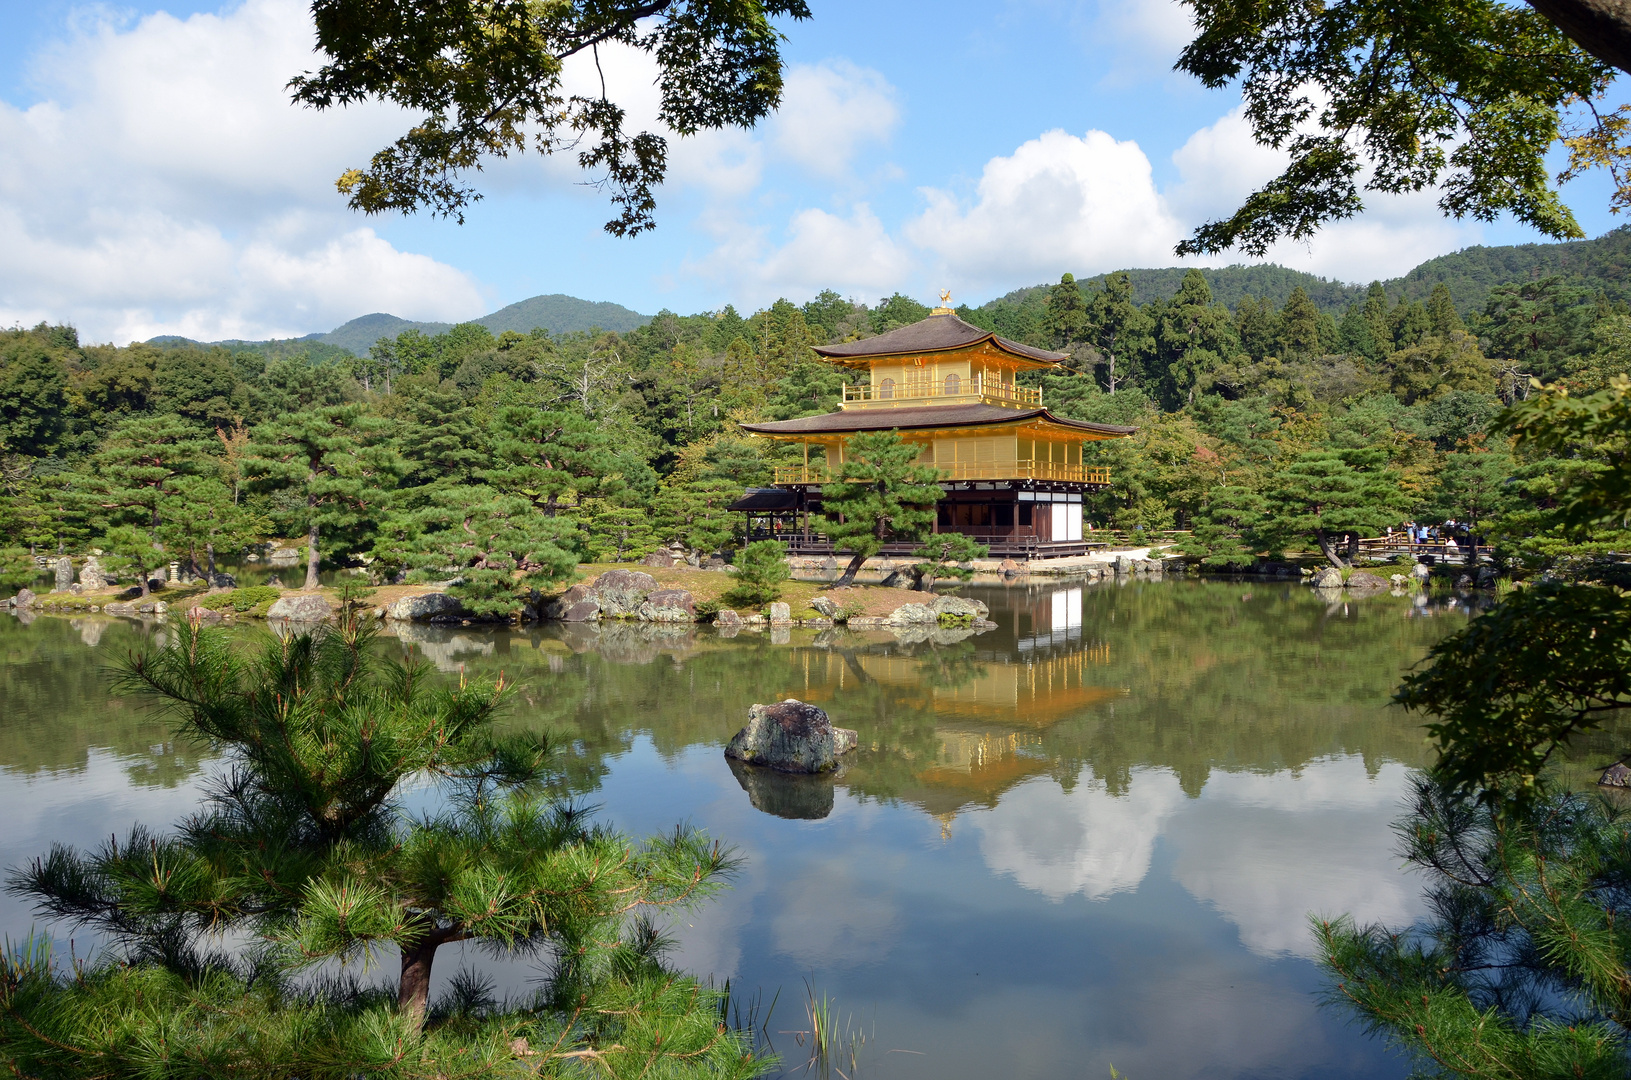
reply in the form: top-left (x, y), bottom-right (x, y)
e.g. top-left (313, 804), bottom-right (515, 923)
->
top-left (244, 405), bottom-right (401, 590)
top-left (820, 432), bottom-right (942, 586)
top-left (4, 617), bottom-right (758, 1078)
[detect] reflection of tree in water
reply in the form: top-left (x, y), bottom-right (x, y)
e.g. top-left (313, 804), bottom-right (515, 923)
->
top-left (4, 582), bottom-right (1528, 830)
top-left (0, 615), bottom-right (211, 787)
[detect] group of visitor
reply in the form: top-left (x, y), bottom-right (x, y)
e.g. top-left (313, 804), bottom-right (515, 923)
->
top-left (1387, 520), bottom-right (1475, 550)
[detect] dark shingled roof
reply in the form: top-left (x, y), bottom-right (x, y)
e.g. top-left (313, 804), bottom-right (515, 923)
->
top-left (740, 403), bottom-right (1136, 437)
top-left (727, 488), bottom-right (799, 511)
top-left (813, 312), bottom-right (1069, 364)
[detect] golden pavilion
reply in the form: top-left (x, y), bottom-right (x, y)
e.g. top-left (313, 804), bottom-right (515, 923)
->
top-left (732, 299), bottom-right (1135, 557)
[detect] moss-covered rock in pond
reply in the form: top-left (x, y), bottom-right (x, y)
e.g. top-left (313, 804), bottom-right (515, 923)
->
top-left (723, 699), bottom-right (858, 774)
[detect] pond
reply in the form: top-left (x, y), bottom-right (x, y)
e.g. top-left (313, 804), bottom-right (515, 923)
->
top-left (0, 578), bottom-right (1502, 1078)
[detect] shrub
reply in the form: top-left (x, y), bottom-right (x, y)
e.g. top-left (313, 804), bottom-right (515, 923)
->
top-left (723, 540), bottom-right (789, 608)
top-left (197, 585), bottom-right (281, 613)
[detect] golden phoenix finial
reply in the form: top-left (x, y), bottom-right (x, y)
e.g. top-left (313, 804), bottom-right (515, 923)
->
top-left (939, 288), bottom-right (952, 306)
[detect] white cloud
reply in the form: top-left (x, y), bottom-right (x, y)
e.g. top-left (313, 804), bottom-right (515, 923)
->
top-left (1168, 758), bottom-right (1425, 957)
top-left (1170, 103), bottom-right (1484, 283)
top-left (973, 768), bottom-right (1187, 901)
top-left (771, 61), bottom-right (900, 178)
top-left (905, 128), bottom-right (1187, 294)
top-left (0, 0), bottom-right (485, 342)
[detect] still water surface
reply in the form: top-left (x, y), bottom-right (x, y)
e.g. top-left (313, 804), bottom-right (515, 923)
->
top-left (0, 580), bottom-right (1490, 1078)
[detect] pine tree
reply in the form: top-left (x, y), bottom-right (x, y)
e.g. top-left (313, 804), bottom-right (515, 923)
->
top-left (723, 539), bottom-right (790, 607)
top-left (1426, 282), bottom-right (1464, 336)
top-left (1259, 447), bottom-right (1409, 567)
top-left (820, 432), bottom-right (942, 586)
top-left (1178, 485), bottom-right (1266, 568)
top-left (1277, 286), bottom-right (1324, 358)
top-left (4, 618), bottom-right (759, 1077)
top-left (244, 405), bottom-right (401, 591)
top-left (910, 533), bottom-right (989, 592)
top-left (1086, 272), bottom-right (1153, 393)
top-left (158, 475), bottom-right (270, 579)
top-left (576, 499), bottom-right (660, 563)
top-left (378, 485), bottom-right (579, 615)
top-left (652, 478), bottom-right (743, 556)
top-left (79, 414), bottom-right (214, 539)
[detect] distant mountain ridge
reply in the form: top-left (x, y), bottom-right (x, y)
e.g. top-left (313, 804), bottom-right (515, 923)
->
top-left (150, 293), bottom-right (652, 356)
top-left (148, 227), bottom-right (1631, 355)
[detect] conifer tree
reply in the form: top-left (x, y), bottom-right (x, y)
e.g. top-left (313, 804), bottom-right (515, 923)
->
top-left (1045, 273), bottom-right (1089, 352)
top-left (3, 618), bottom-right (758, 1077)
top-left (244, 405), bottom-right (401, 590)
top-left (821, 432), bottom-right (941, 586)
top-left (80, 414), bottom-right (214, 538)
top-left (1259, 447), bottom-right (1408, 567)
top-left (1178, 485), bottom-right (1267, 568)
top-left (1086, 272), bottom-right (1152, 393)
top-left (652, 478), bottom-right (743, 556)
top-left (376, 486), bottom-right (579, 615)
top-left (910, 533), bottom-right (988, 592)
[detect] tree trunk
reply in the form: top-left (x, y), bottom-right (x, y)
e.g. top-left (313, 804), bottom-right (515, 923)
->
top-left (1315, 529), bottom-right (1347, 569)
top-left (206, 541), bottom-right (216, 579)
top-left (398, 935), bottom-right (439, 1022)
top-left (1345, 532), bottom-right (1360, 563)
top-left (1526, 0), bottom-right (1631, 74)
top-left (305, 521), bottom-right (321, 592)
top-left (137, 567), bottom-right (150, 597)
top-left (833, 551), bottom-right (868, 587)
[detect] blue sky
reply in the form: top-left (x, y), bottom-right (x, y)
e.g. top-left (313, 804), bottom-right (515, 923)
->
top-left (0, 0), bottom-right (1623, 343)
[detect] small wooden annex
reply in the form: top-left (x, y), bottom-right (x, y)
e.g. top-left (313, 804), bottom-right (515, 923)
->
top-left (732, 304), bottom-right (1135, 557)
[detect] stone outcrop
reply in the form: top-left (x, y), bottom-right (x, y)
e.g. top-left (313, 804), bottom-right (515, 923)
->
top-left (885, 603), bottom-right (937, 626)
top-left (713, 609), bottom-right (743, 635)
top-left (1310, 567), bottom-right (1344, 588)
top-left (52, 558), bottom-right (72, 593)
top-left (385, 592), bottom-right (463, 622)
top-left (640, 550), bottom-right (676, 568)
top-left (638, 589), bottom-right (695, 622)
top-left (267, 594), bottom-right (334, 621)
top-left (590, 569), bottom-right (660, 617)
top-left (11, 588), bottom-right (35, 610)
top-left (930, 594), bottom-right (988, 620)
top-left (1602, 762), bottom-right (1631, 788)
top-left (103, 601), bottom-right (138, 617)
top-left (209, 571), bottom-right (237, 590)
top-left (723, 699), bottom-right (859, 774)
top-left (768, 601), bottom-right (792, 624)
top-left (809, 596), bottom-right (843, 619)
top-left (267, 547), bottom-right (302, 566)
top-left (79, 557), bottom-right (106, 591)
top-left (1345, 570), bottom-right (1389, 590)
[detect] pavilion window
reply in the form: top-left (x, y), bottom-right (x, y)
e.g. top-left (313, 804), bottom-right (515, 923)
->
top-left (944, 373), bottom-right (960, 396)
top-left (880, 377), bottom-right (895, 399)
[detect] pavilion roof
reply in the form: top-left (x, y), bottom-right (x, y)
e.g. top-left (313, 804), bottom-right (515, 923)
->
top-left (812, 312), bottom-right (1069, 364)
top-left (739, 402), bottom-right (1136, 437)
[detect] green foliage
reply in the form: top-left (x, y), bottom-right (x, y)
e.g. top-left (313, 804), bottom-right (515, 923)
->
top-left (0, 548), bottom-right (37, 591)
top-left (244, 405), bottom-right (402, 590)
top-left (1179, 485), bottom-right (1266, 567)
top-left (911, 533), bottom-right (989, 591)
top-left (652, 478), bottom-right (743, 555)
top-left (294, 0), bottom-right (811, 238)
top-left (1398, 580), bottom-right (1631, 799)
top-left (723, 540), bottom-right (790, 608)
top-left (3, 619), bottom-right (757, 1076)
top-left (1259, 448), bottom-right (1409, 568)
top-left (378, 485), bottom-right (579, 616)
top-left (1318, 777), bottom-right (1631, 1079)
top-left (820, 432), bottom-right (942, 585)
top-left (196, 585), bottom-right (283, 613)
top-left (1174, 0), bottom-right (1614, 256)
top-left (95, 526), bottom-right (159, 596)
top-left (575, 500), bottom-right (659, 564)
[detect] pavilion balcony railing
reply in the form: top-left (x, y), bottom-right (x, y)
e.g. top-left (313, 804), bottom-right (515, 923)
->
top-left (840, 374), bottom-right (1042, 408)
top-left (771, 462), bottom-right (1111, 485)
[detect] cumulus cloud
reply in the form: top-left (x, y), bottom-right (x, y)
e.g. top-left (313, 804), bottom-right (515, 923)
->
top-left (1170, 103), bottom-right (1484, 283)
top-left (771, 61), bottom-right (900, 178)
top-left (0, 0), bottom-right (485, 343)
top-left (905, 129), bottom-right (1186, 294)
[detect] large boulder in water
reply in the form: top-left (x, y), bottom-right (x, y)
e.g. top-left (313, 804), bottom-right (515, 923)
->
top-left (267, 594), bottom-right (334, 622)
top-left (590, 569), bottom-right (659, 618)
top-left (1310, 566), bottom-right (1344, 588)
top-left (724, 699), bottom-right (858, 774)
top-left (385, 592), bottom-right (462, 622)
top-left (639, 588), bottom-right (694, 622)
top-left (1346, 570), bottom-right (1389, 590)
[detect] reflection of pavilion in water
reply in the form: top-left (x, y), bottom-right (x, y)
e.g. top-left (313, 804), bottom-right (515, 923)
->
top-left (781, 587), bottom-right (1126, 830)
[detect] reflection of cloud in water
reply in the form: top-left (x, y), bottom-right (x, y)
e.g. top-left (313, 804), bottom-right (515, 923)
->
top-left (973, 756), bottom-right (1424, 960)
top-left (770, 857), bottom-right (899, 966)
top-left (973, 768), bottom-right (1186, 900)
top-left (1169, 758), bottom-right (1423, 958)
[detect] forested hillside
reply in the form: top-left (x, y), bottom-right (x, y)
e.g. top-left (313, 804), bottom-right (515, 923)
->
top-left (4, 258), bottom-right (1627, 597)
